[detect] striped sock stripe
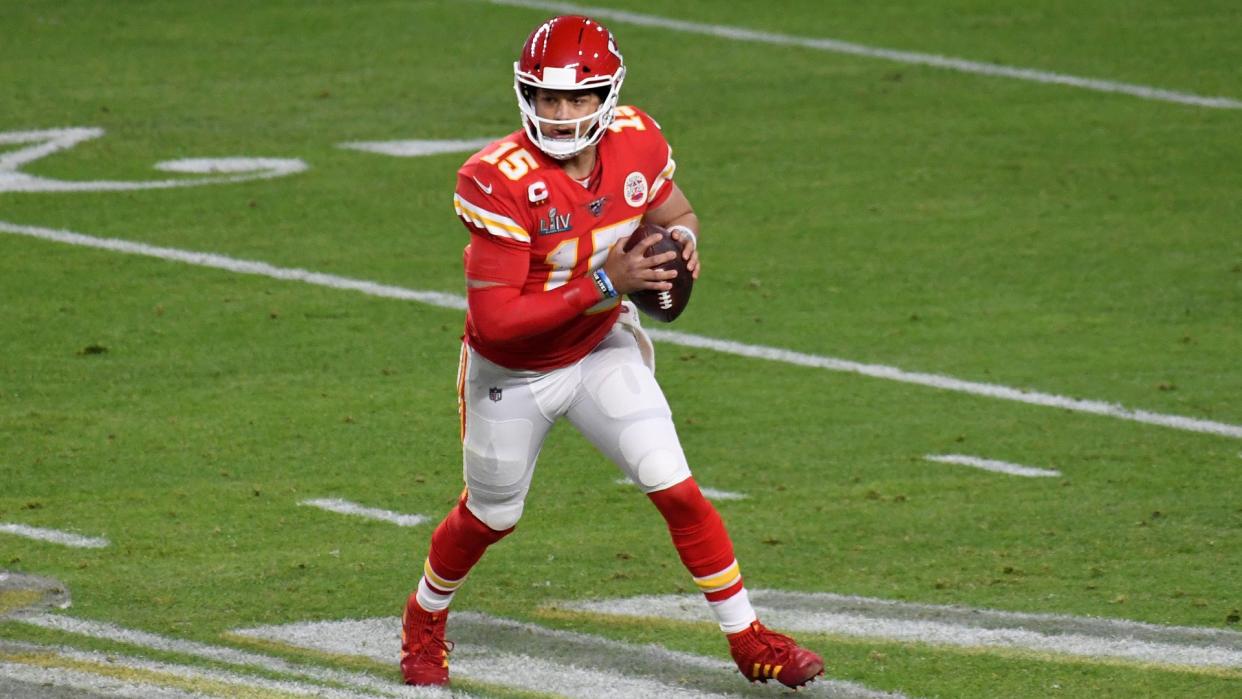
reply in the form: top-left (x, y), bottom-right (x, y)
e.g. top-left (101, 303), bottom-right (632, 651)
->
top-left (423, 559), bottom-right (466, 592)
top-left (692, 560), bottom-right (740, 594)
top-left (423, 579), bottom-right (452, 596)
top-left (704, 578), bottom-right (745, 603)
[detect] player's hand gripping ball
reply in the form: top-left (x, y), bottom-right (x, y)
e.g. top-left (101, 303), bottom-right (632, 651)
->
top-left (622, 223), bottom-right (694, 322)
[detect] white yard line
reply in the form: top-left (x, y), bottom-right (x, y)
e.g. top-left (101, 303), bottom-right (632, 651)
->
top-left (645, 328), bottom-right (1242, 439)
top-left (4, 219), bottom-right (1240, 440)
top-left (489, 0), bottom-right (1242, 110)
top-left (613, 478), bottom-right (748, 500)
top-left (0, 220), bottom-right (464, 310)
top-left (338, 139), bottom-right (496, 158)
top-left (564, 591), bottom-right (1242, 670)
top-left (923, 454), bottom-right (1061, 478)
top-left (300, 498), bottom-right (428, 527)
top-left (697, 486), bottom-right (747, 501)
top-left (0, 523), bottom-right (109, 549)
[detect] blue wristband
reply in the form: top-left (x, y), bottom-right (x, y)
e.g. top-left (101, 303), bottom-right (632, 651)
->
top-left (592, 268), bottom-right (618, 298)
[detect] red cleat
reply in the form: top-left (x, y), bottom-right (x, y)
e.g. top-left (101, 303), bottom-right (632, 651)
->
top-left (400, 594), bottom-right (452, 686)
top-left (727, 620), bottom-right (824, 689)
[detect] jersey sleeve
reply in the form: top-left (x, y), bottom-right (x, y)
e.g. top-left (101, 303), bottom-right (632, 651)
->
top-left (464, 223), bottom-right (605, 344)
top-left (616, 106), bottom-right (677, 210)
top-left (647, 142), bottom-right (677, 209)
top-left (453, 159), bottom-right (531, 284)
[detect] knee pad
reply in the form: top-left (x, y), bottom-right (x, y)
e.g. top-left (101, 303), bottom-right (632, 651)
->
top-left (619, 418), bottom-right (691, 491)
top-left (464, 494), bottom-right (525, 532)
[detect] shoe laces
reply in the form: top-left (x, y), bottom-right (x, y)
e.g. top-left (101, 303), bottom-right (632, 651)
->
top-left (418, 631), bottom-right (454, 658)
top-left (742, 623), bottom-right (797, 662)
top-left (407, 613), bottom-right (454, 659)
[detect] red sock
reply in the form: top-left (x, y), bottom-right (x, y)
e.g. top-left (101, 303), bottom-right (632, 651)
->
top-left (424, 496), bottom-right (512, 590)
top-left (648, 478), bottom-right (744, 601)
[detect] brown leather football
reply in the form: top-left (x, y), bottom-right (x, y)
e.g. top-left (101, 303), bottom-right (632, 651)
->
top-left (621, 223), bottom-right (693, 322)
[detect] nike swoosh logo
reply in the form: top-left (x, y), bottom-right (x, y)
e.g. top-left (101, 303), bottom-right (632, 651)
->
top-left (472, 177), bottom-right (493, 195)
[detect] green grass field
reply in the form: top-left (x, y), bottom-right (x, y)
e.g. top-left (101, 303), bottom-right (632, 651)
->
top-left (2, 1), bottom-right (1240, 697)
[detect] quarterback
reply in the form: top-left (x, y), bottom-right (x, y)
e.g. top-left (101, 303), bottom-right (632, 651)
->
top-left (400, 14), bottom-right (824, 690)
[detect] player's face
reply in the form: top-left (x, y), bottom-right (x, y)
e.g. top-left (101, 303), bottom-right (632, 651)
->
top-left (532, 88), bottom-right (603, 142)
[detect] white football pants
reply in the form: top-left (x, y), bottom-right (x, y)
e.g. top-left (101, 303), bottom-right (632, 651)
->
top-left (458, 317), bottom-right (691, 531)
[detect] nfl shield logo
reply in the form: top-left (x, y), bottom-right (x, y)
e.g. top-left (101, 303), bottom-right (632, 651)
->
top-left (488, 387), bottom-right (503, 402)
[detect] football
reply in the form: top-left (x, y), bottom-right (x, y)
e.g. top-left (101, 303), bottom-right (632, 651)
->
top-left (621, 223), bottom-right (694, 322)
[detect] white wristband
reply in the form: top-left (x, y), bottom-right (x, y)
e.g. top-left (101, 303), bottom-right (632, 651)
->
top-left (668, 224), bottom-right (697, 248)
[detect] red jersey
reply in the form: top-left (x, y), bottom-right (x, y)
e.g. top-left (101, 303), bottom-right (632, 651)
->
top-left (453, 105), bottom-right (676, 371)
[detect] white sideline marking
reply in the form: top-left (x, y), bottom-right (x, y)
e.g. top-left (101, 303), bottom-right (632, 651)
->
top-left (3, 219), bottom-right (1241, 440)
top-left (0, 523), bottom-right (108, 549)
top-left (338, 138), bottom-right (496, 157)
top-left (300, 498), bottom-right (428, 527)
top-left (0, 643), bottom-right (389, 699)
top-left (490, 0), bottom-right (1242, 110)
top-left (566, 591), bottom-right (1242, 670)
top-left (613, 477), bottom-right (747, 501)
top-left (0, 128), bottom-right (307, 193)
top-left (924, 454), bottom-right (1061, 478)
top-left (18, 615), bottom-right (450, 698)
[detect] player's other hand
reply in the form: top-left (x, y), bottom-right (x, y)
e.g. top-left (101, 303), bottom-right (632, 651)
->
top-left (670, 228), bottom-right (699, 280)
top-left (603, 233), bottom-right (677, 296)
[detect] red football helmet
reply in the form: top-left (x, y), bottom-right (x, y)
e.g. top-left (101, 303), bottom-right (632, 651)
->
top-left (513, 15), bottom-right (626, 159)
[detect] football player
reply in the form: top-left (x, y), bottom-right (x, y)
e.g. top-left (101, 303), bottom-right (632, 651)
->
top-left (400, 14), bottom-right (824, 690)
